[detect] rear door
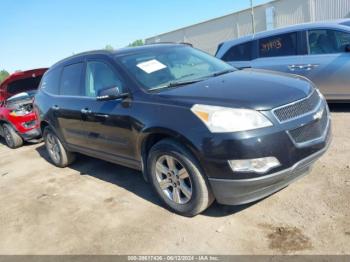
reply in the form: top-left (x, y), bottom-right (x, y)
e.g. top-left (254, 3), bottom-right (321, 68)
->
top-left (251, 31), bottom-right (304, 74)
top-left (300, 28), bottom-right (350, 100)
top-left (54, 62), bottom-right (87, 146)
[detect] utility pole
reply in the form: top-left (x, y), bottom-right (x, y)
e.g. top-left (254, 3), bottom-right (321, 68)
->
top-left (250, 0), bottom-right (256, 34)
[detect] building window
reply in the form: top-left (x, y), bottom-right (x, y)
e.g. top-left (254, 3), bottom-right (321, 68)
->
top-left (265, 7), bottom-right (275, 31)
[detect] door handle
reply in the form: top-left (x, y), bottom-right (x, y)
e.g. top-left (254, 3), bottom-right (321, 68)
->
top-left (303, 64), bottom-right (319, 70)
top-left (288, 65), bottom-right (297, 71)
top-left (288, 64), bottom-right (319, 71)
top-left (288, 64), bottom-right (303, 71)
top-left (81, 108), bottom-right (92, 114)
top-left (94, 113), bottom-right (109, 118)
top-left (52, 105), bottom-right (60, 111)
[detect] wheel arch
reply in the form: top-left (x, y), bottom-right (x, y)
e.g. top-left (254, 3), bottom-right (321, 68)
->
top-left (0, 119), bottom-right (18, 136)
top-left (40, 120), bottom-right (50, 134)
top-left (39, 120), bottom-right (69, 149)
top-left (139, 127), bottom-right (201, 181)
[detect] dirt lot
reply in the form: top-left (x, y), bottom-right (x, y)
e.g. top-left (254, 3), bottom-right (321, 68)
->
top-left (0, 104), bottom-right (349, 255)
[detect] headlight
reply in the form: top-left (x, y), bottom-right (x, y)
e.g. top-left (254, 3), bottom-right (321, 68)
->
top-left (9, 108), bottom-right (31, 117)
top-left (191, 104), bottom-right (273, 133)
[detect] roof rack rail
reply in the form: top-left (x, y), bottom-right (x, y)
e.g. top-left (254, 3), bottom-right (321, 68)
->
top-left (145, 42), bottom-right (193, 47)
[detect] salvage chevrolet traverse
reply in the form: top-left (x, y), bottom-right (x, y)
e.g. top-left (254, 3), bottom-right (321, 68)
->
top-left (34, 44), bottom-right (331, 216)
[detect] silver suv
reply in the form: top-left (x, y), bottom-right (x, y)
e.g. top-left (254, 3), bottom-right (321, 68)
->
top-left (216, 19), bottom-right (350, 102)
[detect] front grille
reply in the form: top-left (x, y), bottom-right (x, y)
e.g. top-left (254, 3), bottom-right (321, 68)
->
top-left (273, 91), bottom-right (321, 122)
top-left (288, 107), bottom-right (328, 144)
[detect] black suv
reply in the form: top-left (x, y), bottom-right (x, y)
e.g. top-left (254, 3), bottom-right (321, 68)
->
top-left (34, 44), bottom-right (331, 216)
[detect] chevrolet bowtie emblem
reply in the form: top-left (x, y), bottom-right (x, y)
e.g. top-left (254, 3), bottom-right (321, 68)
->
top-left (313, 108), bottom-right (324, 120)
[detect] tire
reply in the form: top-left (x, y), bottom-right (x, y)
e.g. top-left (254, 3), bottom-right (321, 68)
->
top-left (147, 139), bottom-right (214, 216)
top-left (2, 123), bottom-right (23, 149)
top-left (43, 127), bottom-right (75, 167)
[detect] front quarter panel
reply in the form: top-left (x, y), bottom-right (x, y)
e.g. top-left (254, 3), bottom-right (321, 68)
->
top-left (131, 96), bottom-right (207, 161)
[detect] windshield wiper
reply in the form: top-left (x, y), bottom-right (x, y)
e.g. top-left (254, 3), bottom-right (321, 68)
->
top-left (148, 69), bottom-right (235, 92)
top-left (210, 69), bottom-right (236, 77)
top-left (148, 79), bottom-right (203, 92)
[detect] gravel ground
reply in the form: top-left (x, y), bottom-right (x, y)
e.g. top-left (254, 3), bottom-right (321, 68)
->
top-left (0, 104), bottom-right (349, 255)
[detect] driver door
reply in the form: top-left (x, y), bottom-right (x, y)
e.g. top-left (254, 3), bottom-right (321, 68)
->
top-left (80, 59), bottom-right (135, 161)
top-left (300, 29), bottom-right (350, 100)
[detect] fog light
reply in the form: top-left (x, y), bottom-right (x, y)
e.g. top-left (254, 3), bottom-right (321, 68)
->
top-left (228, 157), bottom-right (280, 174)
top-left (22, 120), bottom-right (36, 129)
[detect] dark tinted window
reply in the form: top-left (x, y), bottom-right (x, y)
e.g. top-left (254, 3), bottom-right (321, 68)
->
top-left (341, 21), bottom-right (350, 27)
top-left (60, 63), bottom-right (84, 96)
top-left (40, 68), bottom-right (60, 95)
top-left (308, 29), bottom-right (350, 54)
top-left (222, 42), bottom-right (253, 61)
top-left (215, 43), bottom-right (224, 56)
top-left (85, 61), bottom-right (124, 97)
top-left (259, 32), bottom-right (297, 58)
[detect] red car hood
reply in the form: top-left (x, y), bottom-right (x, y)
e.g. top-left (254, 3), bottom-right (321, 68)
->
top-left (0, 68), bottom-right (48, 101)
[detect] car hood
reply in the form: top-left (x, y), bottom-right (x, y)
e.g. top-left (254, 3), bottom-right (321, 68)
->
top-left (156, 69), bottom-right (313, 110)
top-left (0, 68), bottom-right (47, 102)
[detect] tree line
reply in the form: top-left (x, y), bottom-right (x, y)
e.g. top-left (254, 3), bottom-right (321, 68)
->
top-left (0, 70), bottom-right (9, 84)
top-left (105, 39), bottom-right (144, 51)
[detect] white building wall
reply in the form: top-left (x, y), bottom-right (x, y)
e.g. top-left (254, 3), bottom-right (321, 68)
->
top-left (271, 0), bottom-right (310, 27)
top-left (146, 0), bottom-right (350, 54)
top-left (311, 0), bottom-right (350, 21)
top-left (182, 14), bottom-right (237, 54)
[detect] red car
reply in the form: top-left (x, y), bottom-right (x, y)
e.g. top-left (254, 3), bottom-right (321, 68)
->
top-left (0, 68), bottom-right (47, 148)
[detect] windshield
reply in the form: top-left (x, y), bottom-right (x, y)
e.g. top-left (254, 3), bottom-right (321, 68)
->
top-left (116, 45), bottom-right (234, 91)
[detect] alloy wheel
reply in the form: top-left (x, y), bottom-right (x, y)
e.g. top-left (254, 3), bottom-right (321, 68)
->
top-left (155, 155), bottom-right (193, 204)
top-left (3, 126), bottom-right (13, 147)
top-left (46, 133), bottom-right (61, 163)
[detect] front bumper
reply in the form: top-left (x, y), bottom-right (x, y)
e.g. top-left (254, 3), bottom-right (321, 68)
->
top-left (208, 131), bottom-right (331, 205)
top-left (21, 127), bottom-right (41, 141)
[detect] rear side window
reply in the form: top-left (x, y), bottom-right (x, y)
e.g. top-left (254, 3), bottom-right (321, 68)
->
top-left (60, 63), bottom-right (84, 96)
top-left (341, 21), bottom-right (350, 27)
top-left (221, 42), bottom-right (253, 62)
top-left (40, 68), bottom-right (60, 95)
top-left (259, 32), bottom-right (297, 58)
top-left (215, 43), bottom-right (223, 56)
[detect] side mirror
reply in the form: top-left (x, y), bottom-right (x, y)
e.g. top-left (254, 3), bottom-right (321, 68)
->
top-left (345, 44), bottom-right (350, 52)
top-left (96, 86), bottom-right (128, 101)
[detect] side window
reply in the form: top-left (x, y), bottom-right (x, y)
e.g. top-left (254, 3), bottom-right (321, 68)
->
top-left (259, 32), bottom-right (297, 58)
top-left (40, 68), bottom-right (61, 95)
top-left (222, 42), bottom-right (253, 62)
top-left (308, 29), bottom-right (350, 54)
top-left (60, 63), bottom-right (84, 96)
top-left (85, 61), bottom-right (124, 97)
